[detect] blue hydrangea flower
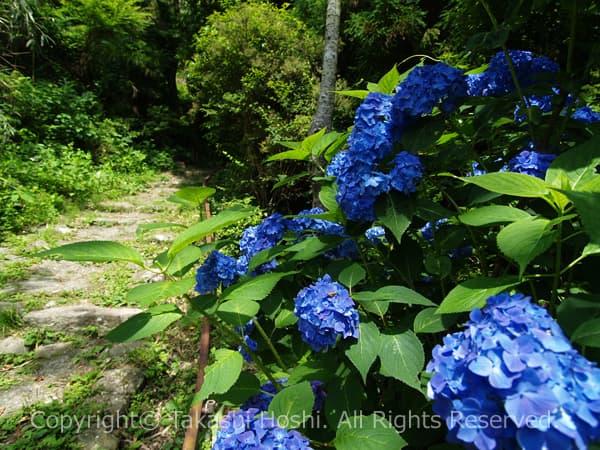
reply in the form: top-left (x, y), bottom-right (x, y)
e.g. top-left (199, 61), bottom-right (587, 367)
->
top-left (388, 151), bottom-right (423, 194)
top-left (195, 251), bottom-right (242, 293)
top-left (365, 226), bottom-right (387, 244)
top-left (241, 379), bottom-right (288, 412)
top-left (239, 213), bottom-right (289, 273)
top-left (235, 320), bottom-right (257, 362)
top-left (212, 408), bottom-right (312, 450)
top-left (293, 274), bottom-right (359, 352)
top-left (467, 50), bottom-right (559, 97)
top-left (393, 63), bottom-right (467, 116)
top-left (241, 379), bottom-right (326, 413)
top-left (508, 147), bottom-right (556, 179)
top-left (467, 161), bottom-right (487, 176)
top-left (572, 106), bottom-right (600, 124)
top-left (427, 292), bottom-right (600, 450)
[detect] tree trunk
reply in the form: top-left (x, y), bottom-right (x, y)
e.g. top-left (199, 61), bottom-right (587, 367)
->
top-left (310, 0), bottom-right (341, 207)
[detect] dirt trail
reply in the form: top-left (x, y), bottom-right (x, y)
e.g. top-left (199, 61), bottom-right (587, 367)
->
top-left (0, 170), bottom-right (205, 449)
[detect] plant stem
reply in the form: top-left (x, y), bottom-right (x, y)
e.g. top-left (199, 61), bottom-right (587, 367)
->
top-left (252, 318), bottom-right (288, 371)
top-left (550, 221), bottom-right (564, 315)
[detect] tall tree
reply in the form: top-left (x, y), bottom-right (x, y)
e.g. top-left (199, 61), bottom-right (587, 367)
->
top-left (309, 0), bottom-right (341, 135)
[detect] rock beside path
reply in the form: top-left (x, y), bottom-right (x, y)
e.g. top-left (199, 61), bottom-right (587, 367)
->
top-left (24, 305), bottom-right (142, 335)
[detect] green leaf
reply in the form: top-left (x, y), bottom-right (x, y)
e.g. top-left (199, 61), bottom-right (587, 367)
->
top-left (222, 271), bottom-right (296, 302)
top-left (459, 172), bottom-right (551, 198)
top-left (106, 304), bottom-right (183, 342)
top-left (167, 186), bottom-right (216, 207)
top-left (335, 414), bottom-right (407, 450)
top-left (346, 321), bottom-right (381, 383)
top-left (36, 241), bottom-right (145, 266)
top-left (325, 375), bottom-right (365, 428)
top-left (274, 308), bottom-right (297, 328)
top-left (126, 278), bottom-right (195, 307)
top-left (559, 190), bottom-right (600, 245)
top-left (353, 286), bottom-right (436, 307)
top-left (164, 245), bottom-right (203, 276)
top-left (458, 205), bottom-right (531, 226)
top-left (289, 235), bottom-right (342, 261)
top-left (339, 264), bottom-right (367, 289)
top-left (583, 242), bottom-right (600, 258)
top-left (212, 372), bottom-right (261, 405)
top-left (496, 217), bottom-right (559, 276)
top-left (266, 148), bottom-right (310, 162)
top-left (272, 171), bottom-right (311, 190)
top-left (413, 308), bottom-right (459, 334)
top-left (334, 89), bottom-right (370, 99)
top-left (319, 183), bottom-right (340, 213)
top-left (217, 299), bottom-right (260, 327)
top-left (378, 331), bottom-right (424, 391)
top-left (194, 349), bottom-right (244, 402)
top-left (168, 206), bottom-right (254, 257)
top-left (557, 294), bottom-right (600, 336)
top-left (376, 65), bottom-right (400, 94)
top-left (247, 244), bottom-right (287, 273)
top-left (437, 276), bottom-right (521, 313)
top-left (268, 381), bottom-right (314, 428)
top-left (136, 222), bottom-right (186, 237)
top-left (571, 318), bottom-right (600, 348)
top-left (401, 118), bottom-right (446, 153)
top-left (376, 193), bottom-right (415, 244)
top-left (546, 135), bottom-right (600, 190)
top-left (424, 255), bottom-right (451, 278)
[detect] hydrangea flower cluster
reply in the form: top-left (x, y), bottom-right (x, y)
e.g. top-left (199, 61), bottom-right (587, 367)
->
top-left (365, 225), bottom-right (387, 244)
top-left (241, 379), bottom-right (326, 413)
top-left (572, 106), bottom-right (600, 124)
top-left (427, 292), bottom-right (600, 450)
top-left (289, 208), bottom-right (358, 260)
top-left (393, 62), bottom-right (467, 116)
top-left (293, 274), bottom-right (359, 352)
top-left (467, 50), bottom-right (559, 97)
top-left (508, 147), bottom-right (557, 179)
top-left (211, 408), bottom-right (312, 450)
top-left (235, 319), bottom-right (257, 362)
top-left (239, 213), bottom-right (289, 273)
top-left (195, 251), bottom-right (243, 293)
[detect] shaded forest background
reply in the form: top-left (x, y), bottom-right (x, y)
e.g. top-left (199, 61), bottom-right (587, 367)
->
top-left (1, 0), bottom-right (599, 233)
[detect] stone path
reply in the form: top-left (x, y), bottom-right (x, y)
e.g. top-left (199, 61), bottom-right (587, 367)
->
top-left (0, 171), bottom-right (203, 449)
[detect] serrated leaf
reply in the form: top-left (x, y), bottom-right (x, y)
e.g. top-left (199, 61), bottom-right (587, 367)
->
top-left (289, 235), bottom-right (342, 261)
top-left (268, 381), bottom-right (314, 428)
top-left (459, 172), bottom-right (551, 198)
top-left (266, 148), bottom-right (310, 162)
top-left (222, 271), bottom-right (296, 302)
top-left (378, 331), bottom-right (424, 392)
top-left (458, 205), bottom-right (532, 226)
top-left (335, 415), bottom-right (407, 450)
top-left (571, 318), bottom-right (600, 348)
top-left (413, 308), bottom-right (459, 334)
top-left (168, 206), bottom-right (254, 257)
top-left (36, 241), bottom-right (145, 266)
top-left (339, 263), bottom-right (366, 289)
top-left (546, 135), bottom-right (600, 190)
top-left (346, 321), bottom-right (381, 383)
top-left (334, 89), bottom-right (370, 99)
top-left (167, 186), bottom-right (216, 206)
top-left (212, 372), bottom-right (261, 405)
top-left (217, 299), bottom-right (260, 327)
top-left (376, 193), bottom-right (415, 244)
top-left (497, 217), bottom-right (559, 276)
top-left (376, 66), bottom-right (400, 94)
top-left (126, 277), bottom-right (195, 307)
top-left (325, 376), bottom-right (365, 428)
top-left (194, 349), bottom-right (243, 403)
top-left (165, 245), bottom-right (204, 276)
top-left (319, 183), bottom-right (340, 213)
top-left (106, 304), bottom-right (182, 342)
top-left (559, 190), bottom-right (600, 245)
top-left (353, 286), bottom-right (436, 307)
top-left (274, 308), bottom-right (297, 328)
top-left (437, 276), bottom-right (521, 313)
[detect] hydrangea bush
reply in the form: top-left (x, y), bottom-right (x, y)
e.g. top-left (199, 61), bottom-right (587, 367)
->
top-left (38, 48), bottom-right (600, 449)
